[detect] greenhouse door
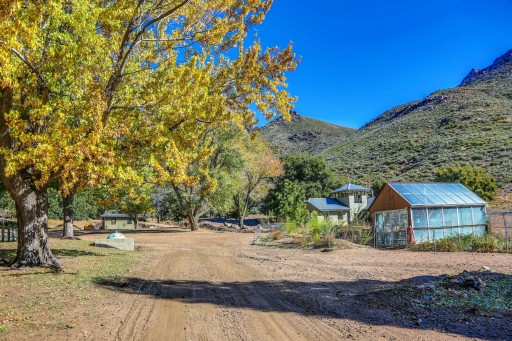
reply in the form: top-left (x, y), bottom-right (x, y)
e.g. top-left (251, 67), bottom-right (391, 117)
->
top-left (375, 209), bottom-right (408, 247)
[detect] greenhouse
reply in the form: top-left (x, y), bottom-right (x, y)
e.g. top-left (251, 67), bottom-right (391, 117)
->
top-left (368, 182), bottom-right (487, 248)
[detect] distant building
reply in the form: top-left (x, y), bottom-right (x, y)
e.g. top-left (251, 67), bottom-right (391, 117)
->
top-left (368, 182), bottom-right (487, 248)
top-left (100, 212), bottom-right (134, 229)
top-left (306, 183), bottom-right (372, 225)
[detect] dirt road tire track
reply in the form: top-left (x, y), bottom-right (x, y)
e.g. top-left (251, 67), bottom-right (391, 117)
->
top-left (75, 229), bottom-right (512, 341)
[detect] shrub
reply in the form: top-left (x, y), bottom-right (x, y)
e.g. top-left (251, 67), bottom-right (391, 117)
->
top-left (470, 235), bottom-right (499, 253)
top-left (434, 238), bottom-right (459, 252)
top-left (270, 231), bottom-right (284, 241)
top-left (410, 234), bottom-right (509, 253)
top-left (338, 224), bottom-right (373, 245)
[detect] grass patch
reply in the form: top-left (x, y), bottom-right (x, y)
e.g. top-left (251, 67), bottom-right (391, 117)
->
top-left (0, 238), bottom-right (143, 339)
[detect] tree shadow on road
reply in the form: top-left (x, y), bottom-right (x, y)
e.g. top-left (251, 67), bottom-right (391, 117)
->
top-left (94, 273), bottom-right (512, 341)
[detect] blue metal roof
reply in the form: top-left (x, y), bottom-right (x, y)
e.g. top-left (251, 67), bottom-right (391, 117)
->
top-left (365, 197), bottom-right (375, 210)
top-left (388, 182), bottom-right (487, 207)
top-left (331, 183), bottom-right (370, 194)
top-left (306, 198), bottom-right (351, 211)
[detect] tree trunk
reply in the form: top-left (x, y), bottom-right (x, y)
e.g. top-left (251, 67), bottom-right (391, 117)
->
top-left (133, 216), bottom-right (138, 229)
top-left (12, 188), bottom-right (60, 269)
top-left (156, 214), bottom-right (161, 224)
top-left (62, 193), bottom-right (74, 239)
top-left (239, 216), bottom-right (244, 229)
top-left (188, 214), bottom-right (199, 231)
top-left (1, 87), bottom-right (59, 269)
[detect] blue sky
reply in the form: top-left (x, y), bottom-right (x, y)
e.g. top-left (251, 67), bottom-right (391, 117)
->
top-left (254, 0), bottom-right (512, 128)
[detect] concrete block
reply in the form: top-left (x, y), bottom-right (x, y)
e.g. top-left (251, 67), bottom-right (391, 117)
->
top-left (95, 238), bottom-right (134, 251)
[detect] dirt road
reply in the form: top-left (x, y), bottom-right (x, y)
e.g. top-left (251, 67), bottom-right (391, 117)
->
top-left (76, 228), bottom-right (512, 341)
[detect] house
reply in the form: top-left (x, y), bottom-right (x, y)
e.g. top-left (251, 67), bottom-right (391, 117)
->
top-left (368, 182), bottom-right (487, 248)
top-left (306, 183), bottom-right (372, 225)
top-left (100, 212), bottom-right (135, 229)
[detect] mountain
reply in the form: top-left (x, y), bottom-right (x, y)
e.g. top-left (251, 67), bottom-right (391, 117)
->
top-left (260, 111), bottom-right (356, 156)
top-left (262, 49), bottom-right (512, 205)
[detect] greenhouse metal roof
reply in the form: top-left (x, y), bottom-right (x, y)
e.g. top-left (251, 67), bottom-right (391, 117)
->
top-left (388, 182), bottom-right (486, 207)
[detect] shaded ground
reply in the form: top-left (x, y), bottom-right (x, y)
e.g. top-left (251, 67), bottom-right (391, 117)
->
top-left (1, 228), bottom-right (512, 340)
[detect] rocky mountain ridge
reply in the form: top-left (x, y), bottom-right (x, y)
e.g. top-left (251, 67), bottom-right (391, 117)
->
top-left (262, 49), bottom-right (512, 206)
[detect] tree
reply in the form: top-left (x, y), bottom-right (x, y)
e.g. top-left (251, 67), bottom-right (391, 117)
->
top-left (274, 179), bottom-right (309, 225)
top-left (281, 156), bottom-right (343, 197)
top-left (0, 1), bottom-right (297, 268)
top-left (151, 187), bottom-right (172, 224)
top-left (371, 178), bottom-right (387, 197)
top-left (233, 135), bottom-right (283, 228)
top-left (435, 165), bottom-right (497, 202)
top-left (263, 156), bottom-right (342, 213)
top-left (117, 184), bottom-right (155, 229)
top-left (169, 129), bottom-right (244, 230)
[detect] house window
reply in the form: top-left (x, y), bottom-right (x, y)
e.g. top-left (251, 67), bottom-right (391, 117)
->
top-left (354, 192), bottom-right (362, 203)
top-left (111, 218), bottom-right (116, 225)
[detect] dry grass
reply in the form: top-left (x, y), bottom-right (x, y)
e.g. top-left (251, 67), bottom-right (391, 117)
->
top-left (0, 239), bottom-right (143, 340)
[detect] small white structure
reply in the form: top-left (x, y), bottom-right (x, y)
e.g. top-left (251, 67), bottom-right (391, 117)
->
top-left (95, 232), bottom-right (134, 251)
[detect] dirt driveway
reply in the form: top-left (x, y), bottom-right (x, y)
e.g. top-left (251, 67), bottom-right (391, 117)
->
top-left (74, 228), bottom-right (512, 341)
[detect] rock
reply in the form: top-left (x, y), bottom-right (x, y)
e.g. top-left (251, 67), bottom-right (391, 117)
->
top-left (480, 266), bottom-right (492, 273)
top-left (423, 295), bottom-right (432, 301)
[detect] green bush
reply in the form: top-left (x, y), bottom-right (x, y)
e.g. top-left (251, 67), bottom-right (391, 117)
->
top-left (470, 235), bottom-right (499, 253)
top-left (338, 224), bottom-right (373, 245)
top-left (434, 238), bottom-right (459, 252)
top-left (410, 234), bottom-right (510, 253)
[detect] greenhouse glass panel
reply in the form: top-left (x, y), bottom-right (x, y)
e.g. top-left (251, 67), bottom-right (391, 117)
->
top-left (443, 208), bottom-right (458, 226)
top-left (433, 183), bottom-right (466, 204)
top-left (414, 229), bottom-right (429, 242)
top-left (443, 184), bottom-right (473, 204)
top-left (464, 192), bottom-right (486, 204)
top-left (406, 184), bottom-right (437, 205)
top-left (392, 184), bottom-right (422, 205)
top-left (412, 208), bottom-right (428, 228)
top-left (417, 184), bottom-right (448, 205)
top-left (433, 228), bottom-right (445, 240)
top-left (460, 227), bottom-right (474, 235)
top-left (429, 184), bottom-right (458, 204)
top-left (376, 213), bottom-right (384, 229)
top-left (472, 206), bottom-right (486, 225)
top-left (459, 207), bottom-right (473, 225)
top-left (473, 226), bottom-right (486, 236)
top-left (453, 184), bottom-right (486, 204)
top-left (447, 227), bottom-right (459, 238)
top-left (428, 208), bottom-right (443, 227)
top-left (375, 210), bottom-right (408, 247)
